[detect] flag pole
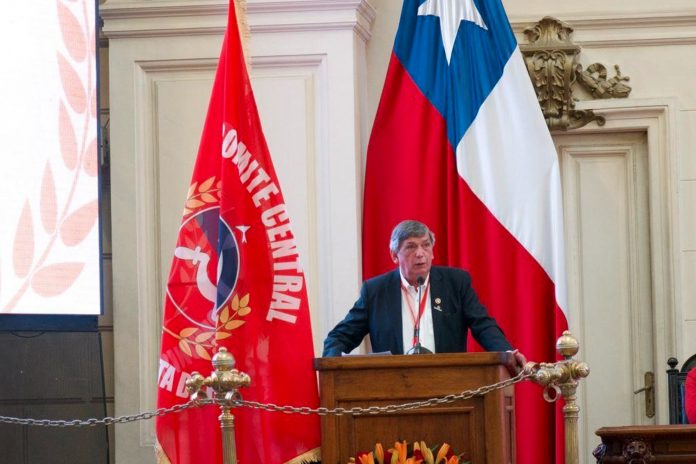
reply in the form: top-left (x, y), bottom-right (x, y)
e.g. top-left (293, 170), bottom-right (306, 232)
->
top-left (233, 0), bottom-right (250, 73)
top-left (186, 348), bottom-right (251, 464)
top-left (530, 331), bottom-right (589, 464)
top-left (557, 332), bottom-right (585, 464)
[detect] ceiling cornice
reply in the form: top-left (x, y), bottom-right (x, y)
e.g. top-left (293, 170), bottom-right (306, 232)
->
top-left (101, 0), bottom-right (375, 40)
top-left (512, 11), bottom-right (696, 47)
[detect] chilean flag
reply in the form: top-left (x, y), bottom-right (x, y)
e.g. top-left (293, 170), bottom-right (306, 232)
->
top-left (362, 1), bottom-right (568, 463)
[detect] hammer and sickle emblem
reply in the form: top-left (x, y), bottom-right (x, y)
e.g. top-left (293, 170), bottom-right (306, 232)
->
top-left (174, 246), bottom-right (217, 303)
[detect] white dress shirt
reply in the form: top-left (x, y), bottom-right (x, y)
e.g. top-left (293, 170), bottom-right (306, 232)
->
top-left (399, 272), bottom-right (435, 353)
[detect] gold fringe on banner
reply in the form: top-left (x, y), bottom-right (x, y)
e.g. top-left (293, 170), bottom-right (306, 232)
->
top-left (285, 446), bottom-right (322, 464)
top-left (154, 442), bottom-right (172, 464)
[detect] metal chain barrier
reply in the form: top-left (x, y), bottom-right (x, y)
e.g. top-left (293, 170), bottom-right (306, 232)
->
top-left (0, 333), bottom-right (589, 464)
top-left (237, 369), bottom-right (532, 416)
top-left (0, 370), bottom-right (531, 427)
top-left (0, 398), bottom-right (214, 428)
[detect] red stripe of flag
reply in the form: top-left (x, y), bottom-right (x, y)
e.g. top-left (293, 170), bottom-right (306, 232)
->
top-left (363, 52), bottom-right (567, 464)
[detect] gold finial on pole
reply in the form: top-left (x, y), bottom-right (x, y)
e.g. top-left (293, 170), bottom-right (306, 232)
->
top-left (530, 330), bottom-right (589, 464)
top-left (186, 348), bottom-right (251, 464)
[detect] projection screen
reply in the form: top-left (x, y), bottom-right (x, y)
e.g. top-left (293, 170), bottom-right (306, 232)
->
top-left (0, 1), bottom-right (101, 316)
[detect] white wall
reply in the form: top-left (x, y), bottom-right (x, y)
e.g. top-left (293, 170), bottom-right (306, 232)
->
top-left (102, 0), bottom-right (696, 462)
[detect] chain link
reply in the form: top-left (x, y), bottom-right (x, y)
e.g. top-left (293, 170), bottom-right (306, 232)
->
top-left (0, 399), bottom-right (214, 428)
top-left (237, 370), bottom-right (532, 416)
top-left (0, 371), bottom-right (531, 427)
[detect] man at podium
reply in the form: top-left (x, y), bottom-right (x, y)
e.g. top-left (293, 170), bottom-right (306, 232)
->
top-left (323, 220), bottom-right (525, 369)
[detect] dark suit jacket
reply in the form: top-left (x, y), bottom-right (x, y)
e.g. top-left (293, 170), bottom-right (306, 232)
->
top-left (322, 266), bottom-right (512, 356)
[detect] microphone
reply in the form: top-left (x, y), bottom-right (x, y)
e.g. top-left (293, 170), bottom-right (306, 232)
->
top-left (408, 276), bottom-right (432, 355)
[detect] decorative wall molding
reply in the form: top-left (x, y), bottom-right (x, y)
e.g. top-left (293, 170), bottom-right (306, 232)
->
top-left (101, 0), bottom-right (375, 40)
top-left (512, 11), bottom-right (696, 47)
top-left (520, 17), bottom-right (632, 131)
top-left (131, 57), bottom-right (220, 446)
top-left (249, 0), bottom-right (372, 14)
top-left (248, 0), bottom-right (375, 42)
top-left (100, 0), bottom-right (227, 38)
top-left (570, 100), bottom-right (678, 427)
top-left (251, 53), bottom-right (326, 68)
top-left (558, 131), bottom-right (652, 463)
top-left (101, 0), bottom-right (227, 19)
top-left (248, 52), bottom-right (332, 355)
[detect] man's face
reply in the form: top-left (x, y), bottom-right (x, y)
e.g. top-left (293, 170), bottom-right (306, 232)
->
top-left (390, 233), bottom-right (434, 285)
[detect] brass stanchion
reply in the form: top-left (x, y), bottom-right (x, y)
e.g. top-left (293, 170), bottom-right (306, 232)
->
top-left (529, 330), bottom-right (590, 464)
top-left (186, 348), bottom-right (250, 464)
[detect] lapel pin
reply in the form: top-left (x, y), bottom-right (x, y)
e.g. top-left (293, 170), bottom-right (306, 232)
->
top-left (434, 297), bottom-right (442, 311)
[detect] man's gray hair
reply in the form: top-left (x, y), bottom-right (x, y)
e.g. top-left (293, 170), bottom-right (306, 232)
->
top-left (389, 220), bottom-right (435, 253)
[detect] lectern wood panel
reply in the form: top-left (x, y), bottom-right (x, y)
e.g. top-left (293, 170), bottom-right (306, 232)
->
top-left (315, 353), bottom-right (515, 464)
top-left (347, 404), bottom-right (481, 462)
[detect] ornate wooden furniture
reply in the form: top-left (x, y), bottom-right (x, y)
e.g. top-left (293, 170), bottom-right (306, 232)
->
top-left (666, 354), bottom-right (696, 424)
top-left (594, 425), bottom-right (696, 463)
top-left (314, 352), bottom-right (515, 464)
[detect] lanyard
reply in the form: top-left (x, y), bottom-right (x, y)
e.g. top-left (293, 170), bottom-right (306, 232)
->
top-left (400, 281), bottom-right (430, 347)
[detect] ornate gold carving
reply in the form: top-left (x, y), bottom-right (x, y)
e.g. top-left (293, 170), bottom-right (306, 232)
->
top-left (521, 17), bottom-right (632, 131)
top-left (577, 63), bottom-right (631, 99)
top-left (187, 348), bottom-right (251, 464)
top-left (530, 330), bottom-right (590, 464)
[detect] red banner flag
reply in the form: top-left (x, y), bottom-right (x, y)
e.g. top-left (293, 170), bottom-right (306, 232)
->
top-left (363, 1), bottom-right (568, 463)
top-left (155, 2), bottom-right (320, 463)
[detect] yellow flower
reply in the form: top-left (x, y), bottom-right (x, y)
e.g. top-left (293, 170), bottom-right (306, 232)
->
top-left (375, 443), bottom-right (384, 464)
top-left (420, 442), bottom-right (434, 464)
top-left (358, 452), bottom-right (375, 464)
top-left (390, 449), bottom-right (400, 464)
top-left (435, 444), bottom-right (450, 464)
top-left (394, 441), bottom-right (408, 463)
top-left (355, 441), bottom-right (459, 464)
top-left (405, 458), bottom-right (423, 464)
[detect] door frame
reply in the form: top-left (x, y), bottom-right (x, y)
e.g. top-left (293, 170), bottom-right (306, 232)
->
top-left (552, 98), bottom-right (679, 424)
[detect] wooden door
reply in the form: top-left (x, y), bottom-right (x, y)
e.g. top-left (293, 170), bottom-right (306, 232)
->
top-left (555, 131), bottom-right (656, 463)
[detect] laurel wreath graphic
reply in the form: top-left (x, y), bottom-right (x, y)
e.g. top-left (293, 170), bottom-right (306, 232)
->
top-left (2, 0), bottom-right (98, 312)
top-left (164, 293), bottom-right (251, 360)
top-left (183, 176), bottom-right (221, 217)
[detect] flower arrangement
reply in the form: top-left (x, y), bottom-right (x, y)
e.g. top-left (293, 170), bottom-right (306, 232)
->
top-left (349, 441), bottom-right (468, 464)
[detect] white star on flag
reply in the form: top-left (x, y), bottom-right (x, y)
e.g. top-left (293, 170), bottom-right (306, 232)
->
top-left (417, 0), bottom-right (488, 64)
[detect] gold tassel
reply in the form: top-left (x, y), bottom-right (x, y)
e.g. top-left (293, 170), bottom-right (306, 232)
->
top-left (285, 446), bottom-right (322, 464)
top-left (154, 442), bottom-right (172, 464)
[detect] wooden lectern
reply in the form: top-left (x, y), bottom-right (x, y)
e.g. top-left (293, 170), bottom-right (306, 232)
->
top-left (314, 352), bottom-right (515, 464)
